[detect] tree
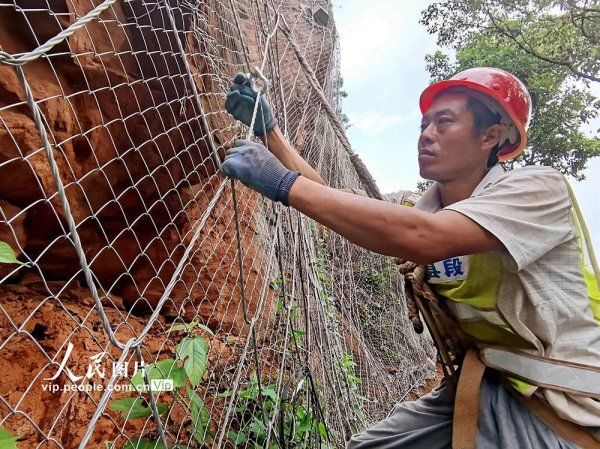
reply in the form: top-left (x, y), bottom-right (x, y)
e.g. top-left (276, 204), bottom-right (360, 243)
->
top-left (416, 179), bottom-right (434, 192)
top-left (337, 76), bottom-right (349, 98)
top-left (421, 2), bottom-right (600, 179)
top-left (421, 0), bottom-right (600, 83)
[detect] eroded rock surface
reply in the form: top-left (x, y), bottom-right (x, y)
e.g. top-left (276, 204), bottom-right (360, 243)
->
top-left (0, 1), bottom-right (283, 447)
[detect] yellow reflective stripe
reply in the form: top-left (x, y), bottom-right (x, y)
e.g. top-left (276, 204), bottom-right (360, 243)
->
top-left (573, 214), bottom-right (600, 322)
top-left (402, 192), bottom-right (422, 207)
top-left (433, 253), bottom-right (503, 309)
top-left (566, 180), bottom-right (600, 322)
top-left (584, 267), bottom-right (600, 322)
top-left (460, 320), bottom-right (535, 349)
top-left (431, 252), bottom-right (532, 348)
top-left (509, 377), bottom-right (537, 396)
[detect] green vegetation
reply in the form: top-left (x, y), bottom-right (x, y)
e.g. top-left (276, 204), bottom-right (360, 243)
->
top-left (422, 0), bottom-right (600, 179)
top-left (0, 242), bottom-right (28, 266)
top-left (108, 329), bottom-right (212, 449)
top-left (218, 374), bottom-right (329, 449)
top-left (339, 353), bottom-right (364, 404)
top-left (106, 316), bottom-right (330, 449)
top-left (308, 220), bottom-right (367, 430)
top-left (422, 0), bottom-right (599, 82)
top-left (0, 428), bottom-right (21, 449)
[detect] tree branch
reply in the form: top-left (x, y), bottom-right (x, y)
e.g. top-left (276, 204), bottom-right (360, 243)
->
top-left (484, 7), bottom-right (600, 82)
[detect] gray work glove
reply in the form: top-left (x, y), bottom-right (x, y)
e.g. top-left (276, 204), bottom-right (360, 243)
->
top-left (221, 140), bottom-right (300, 206)
top-left (224, 72), bottom-right (278, 136)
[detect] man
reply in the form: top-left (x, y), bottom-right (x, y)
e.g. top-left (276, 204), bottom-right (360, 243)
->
top-left (222, 68), bottom-right (600, 448)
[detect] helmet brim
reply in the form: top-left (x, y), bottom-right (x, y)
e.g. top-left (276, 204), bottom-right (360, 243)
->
top-left (419, 79), bottom-right (528, 161)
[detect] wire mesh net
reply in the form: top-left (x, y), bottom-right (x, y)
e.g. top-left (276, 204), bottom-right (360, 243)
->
top-left (0, 0), bottom-right (434, 448)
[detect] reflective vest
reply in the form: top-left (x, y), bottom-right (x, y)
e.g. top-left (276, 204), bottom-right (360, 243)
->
top-left (409, 179), bottom-right (600, 398)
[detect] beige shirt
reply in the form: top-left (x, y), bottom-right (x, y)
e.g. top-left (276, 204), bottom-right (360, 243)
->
top-left (416, 164), bottom-right (600, 428)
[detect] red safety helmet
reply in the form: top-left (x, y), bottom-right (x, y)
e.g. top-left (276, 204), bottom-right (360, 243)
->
top-left (419, 67), bottom-right (532, 161)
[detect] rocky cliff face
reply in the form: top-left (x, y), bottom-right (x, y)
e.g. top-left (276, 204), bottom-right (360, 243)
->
top-left (0, 1), bottom-right (243, 314)
top-left (0, 2), bottom-right (433, 447)
top-left (0, 1), bottom-right (281, 446)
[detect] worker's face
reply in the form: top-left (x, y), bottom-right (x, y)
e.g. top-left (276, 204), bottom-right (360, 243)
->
top-left (418, 93), bottom-right (489, 182)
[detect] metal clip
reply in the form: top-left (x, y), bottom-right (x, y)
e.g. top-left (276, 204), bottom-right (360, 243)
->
top-left (248, 66), bottom-right (269, 93)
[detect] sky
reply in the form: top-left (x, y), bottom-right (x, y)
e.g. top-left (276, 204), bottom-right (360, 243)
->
top-left (330, 0), bottom-right (600, 251)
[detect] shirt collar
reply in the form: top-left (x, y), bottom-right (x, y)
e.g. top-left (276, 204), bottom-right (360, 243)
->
top-left (471, 163), bottom-right (505, 197)
top-left (415, 164), bottom-right (505, 213)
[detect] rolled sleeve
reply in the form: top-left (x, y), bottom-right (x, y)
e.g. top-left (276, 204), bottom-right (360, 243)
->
top-left (443, 167), bottom-right (575, 272)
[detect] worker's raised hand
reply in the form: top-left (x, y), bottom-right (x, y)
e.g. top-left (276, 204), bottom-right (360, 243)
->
top-left (221, 140), bottom-right (299, 205)
top-left (225, 73), bottom-right (278, 136)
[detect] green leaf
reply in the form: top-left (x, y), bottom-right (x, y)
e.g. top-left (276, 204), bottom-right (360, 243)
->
top-left (109, 397), bottom-right (167, 419)
top-left (122, 438), bottom-right (165, 449)
top-left (0, 428), bottom-right (21, 449)
top-left (296, 409), bottom-right (312, 434)
top-left (0, 242), bottom-right (28, 267)
top-left (187, 388), bottom-right (211, 443)
top-left (167, 322), bottom-right (214, 336)
top-left (292, 329), bottom-right (306, 344)
top-left (176, 336), bottom-right (208, 387)
top-left (130, 359), bottom-right (186, 393)
top-left (227, 431), bottom-right (248, 447)
top-left (166, 324), bottom-right (189, 333)
top-left (318, 422), bottom-right (327, 437)
top-left (260, 386), bottom-right (278, 403)
top-left (214, 389), bottom-right (233, 398)
top-left (249, 418), bottom-right (267, 443)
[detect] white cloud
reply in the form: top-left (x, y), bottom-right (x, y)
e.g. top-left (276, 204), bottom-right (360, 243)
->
top-left (334, 0), bottom-right (598, 249)
top-left (349, 108), bottom-right (420, 136)
top-left (333, 1), bottom-right (428, 87)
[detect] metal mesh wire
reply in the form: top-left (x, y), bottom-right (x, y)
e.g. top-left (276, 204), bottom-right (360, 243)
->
top-left (0, 0), bottom-right (434, 448)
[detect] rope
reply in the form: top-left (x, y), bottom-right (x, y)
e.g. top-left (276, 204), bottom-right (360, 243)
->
top-left (277, 18), bottom-right (384, 200)
top-left (135, 345), bottom-right (169, 449)
top-left (398, 260), bottom-right (468, 383)
top-left (233, 6), bottom-right (341, 433)
top-left (233, 5), bottom-right (283, 443)
top-left (398, 261), bottom-right (425, 334)
top-left (0, 0), bottom-right (118, 66)
top-left (78, 338), bottom-right (136, 449)
top-left (14, 65), bottom-right (126, 350)
top-left (213, 231), bottom-right (280, 448)
top-left (213, 4), bottom-right (282, 447)
top-left (163, 1), bottom-right (222, 168)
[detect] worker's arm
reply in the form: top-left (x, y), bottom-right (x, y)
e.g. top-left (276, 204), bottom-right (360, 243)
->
top-left (288, 176), bottom-right (503, 265)
top-left (220, 140), bottom-right (504, 265)
top-left (261, 126), bottom-right (326, 185)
